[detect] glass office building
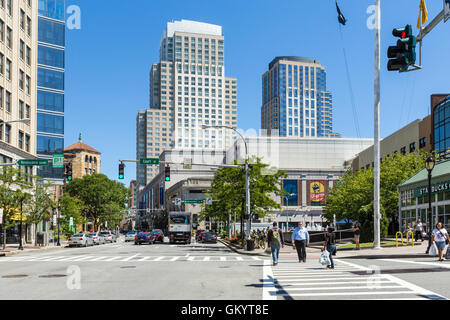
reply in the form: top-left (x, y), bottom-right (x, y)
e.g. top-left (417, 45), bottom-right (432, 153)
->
top-left (261, 56), bottom-right (337, 138)
top-left (36, 0), bottom-right (65, 180)
top-left (434, 95), bottom-right (450, 155)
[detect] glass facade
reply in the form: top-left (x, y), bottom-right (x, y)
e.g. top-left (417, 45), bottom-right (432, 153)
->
top-left (434, 95), bottom-right (450, 154)
top-left (37, 0), bottom-right (65, 180)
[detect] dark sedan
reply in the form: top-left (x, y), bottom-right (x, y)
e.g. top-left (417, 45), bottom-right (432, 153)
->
top-left (201, 232), bottom-right (217, 243)
top-left (134, 232), bottom-right (156, 245)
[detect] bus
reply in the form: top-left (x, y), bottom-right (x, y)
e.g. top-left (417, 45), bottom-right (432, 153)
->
top-left (168, 212), bottom-right (192, 244)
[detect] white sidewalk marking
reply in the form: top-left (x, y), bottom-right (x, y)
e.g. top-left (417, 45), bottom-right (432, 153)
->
top-left (121, 254), bottom-right (140, 262)
top-left (262, 259), bottom-right (277, 300)
top-left (379, 258), bottom-right (450, 269)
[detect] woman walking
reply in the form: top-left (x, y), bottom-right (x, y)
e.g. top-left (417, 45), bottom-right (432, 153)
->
top-left (432, 222), bottom-right (450, 262)
top-left (323, 227), bottom-right (336, 269)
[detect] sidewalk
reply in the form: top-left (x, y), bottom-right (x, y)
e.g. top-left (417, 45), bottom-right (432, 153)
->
top-left (220, 238), bottom-right (433, 260)
top-left (0, 241), bottom-right (68, 257)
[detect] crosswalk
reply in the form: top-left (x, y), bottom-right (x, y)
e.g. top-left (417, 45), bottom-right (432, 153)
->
top-left (0, 254), bottom-right (267, 263)
top-left (263, 259), bottom-right (447, 300)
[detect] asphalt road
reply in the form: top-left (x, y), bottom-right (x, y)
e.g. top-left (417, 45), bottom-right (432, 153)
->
top-left (0, 237), bottom-right (448, 300)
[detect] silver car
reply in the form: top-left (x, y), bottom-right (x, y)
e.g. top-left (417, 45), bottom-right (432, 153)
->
top-left (125, 232), bottom-right (137, 242)
top-left (68, 233), bottom-right (94, 247)
top-left (99, 231), bottom-right (116, 243)
top-left (88, 232), bottom-right (105, 245)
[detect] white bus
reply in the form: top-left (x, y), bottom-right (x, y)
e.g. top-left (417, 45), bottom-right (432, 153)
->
top-left (168, 212), bottom-right (192, 244)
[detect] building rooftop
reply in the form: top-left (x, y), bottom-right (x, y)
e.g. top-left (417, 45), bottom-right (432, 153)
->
top-left (64, 142), bottom-right (101, 155)
top-left (164, 19), bottom-right (222, 38)
top-left (269, 56), bottom-right (321, 69)
top-left (399, 159), bottom-right (450, 189)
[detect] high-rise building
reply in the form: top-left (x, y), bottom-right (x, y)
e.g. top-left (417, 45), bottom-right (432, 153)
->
top-left (36, 0), bottom-right (65, 182)
top-left (137, 20), bottom-right (238, 189)
top-left (261, 56), bottom-right (336, 138)
top-left (0, 0), bottom-right (38, 176)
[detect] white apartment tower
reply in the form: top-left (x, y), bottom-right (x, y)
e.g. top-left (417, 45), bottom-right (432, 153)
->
top-left (137, 20), bottom-right (238, 189)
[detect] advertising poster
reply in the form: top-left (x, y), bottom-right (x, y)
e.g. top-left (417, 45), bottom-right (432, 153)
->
top-left (283, 180), bottom-right (298, 206)
top-left (310, 181), bottom-right (326, 206)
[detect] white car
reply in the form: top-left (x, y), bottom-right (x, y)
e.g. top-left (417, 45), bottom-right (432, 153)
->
top-left (125, 232), bottom-right (137, 242)
top-left (88, 232), bottom-right (105, 245)
top-left (99, 231), bottom-right (116, 243)
top-left (68, 234), bottom-right (94, 247)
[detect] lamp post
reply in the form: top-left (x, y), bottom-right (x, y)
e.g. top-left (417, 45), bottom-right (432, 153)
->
top-left (18, 199), bottom-right (24, 251)
top-left (201, 125), bottom-right (252, 248)
top-left (425, 156), bottom-right (435, 254)
top-left (283, 193), bottom-right (295, 232)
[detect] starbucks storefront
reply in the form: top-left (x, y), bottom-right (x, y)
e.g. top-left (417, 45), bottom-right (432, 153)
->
top-left (398, 160), bottom-right (450, 233)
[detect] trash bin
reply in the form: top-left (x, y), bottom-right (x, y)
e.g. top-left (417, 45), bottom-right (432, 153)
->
top-left (246, 239), bottom-right (255, 251)
top-left (37, 232), bottom-right (44, 246)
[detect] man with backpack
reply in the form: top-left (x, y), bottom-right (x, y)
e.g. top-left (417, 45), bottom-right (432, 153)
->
top-left (291, 222), bottom-right (310, 263)
top-left (268, 222), bottom-right (284, 266)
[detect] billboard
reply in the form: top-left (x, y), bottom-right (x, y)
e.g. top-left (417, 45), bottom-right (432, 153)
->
top-left (283, 180), bottom-right (298, 206)
top-left (310, 181), bottom-right (326, 206)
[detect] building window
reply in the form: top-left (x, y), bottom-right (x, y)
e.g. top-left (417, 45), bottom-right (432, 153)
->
top-left (18, 131), bottom-right (24, 149)
top-left (409, 142), bottom-right (416, 153)
top-left (419, 137), bottom-right (426, 149)
top-left (400, 146), bottom-right (406, 155)
top-left (5, 90), bottom-right (10, 112)
top-left (5, 124), bottom-right (10, 143)
top-left (25, 134), bottom-right (30, 152)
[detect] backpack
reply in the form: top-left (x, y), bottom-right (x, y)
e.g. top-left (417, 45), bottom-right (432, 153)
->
top-left (272, 229), bottom-right (281, 245)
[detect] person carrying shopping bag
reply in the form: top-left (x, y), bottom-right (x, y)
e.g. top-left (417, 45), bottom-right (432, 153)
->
top-left (323, 227), bottom-right (337, 269)
top-left (432, 222), bottom-right (450, 262)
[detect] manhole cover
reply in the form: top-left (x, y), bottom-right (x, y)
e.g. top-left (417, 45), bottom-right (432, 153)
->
top-left (39, 274), bottom-right (67, 278)
top-left (120, 266), bottom-right (136, 269)
top-left (119, 252), bottom-right (130, 255)
top-left (2, 274), bottom-right (28, 278)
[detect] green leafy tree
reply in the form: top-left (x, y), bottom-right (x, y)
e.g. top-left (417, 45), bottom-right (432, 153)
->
top-left (324, 150), bottom-right (431, 242)
top-left (59, 194), bottom-right (86, 237)
top-left (201, 157), bottom-right (287, 241)
top-left (64, 174), bottom-right (130, 231)
top-left (0, 166), bottom-right (33, 249)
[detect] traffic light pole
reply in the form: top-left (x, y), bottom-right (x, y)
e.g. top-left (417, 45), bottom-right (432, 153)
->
top-left (373, 0), bottom-right (381, 250)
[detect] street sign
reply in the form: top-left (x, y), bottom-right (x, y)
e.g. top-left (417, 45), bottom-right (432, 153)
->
top-left (140, 158), bottom-right (159, 165)
top-left (69, 217), bottom-right (73, 227)
top-left (206, 198), bottom-right (213, 205)
top-left (52, 154), bottom-right (64, 168)
top-left (175, 198), bottom-right (182, 206)
top-left (18, 159), bottom-right (49, 166)
top-left (183, 158), bottom-right (192, 169)
top-left (184, 200), bottom-right (204, 204)
top-left (53, 215), bottom-right (57, 226)
top-left (445, 0), bottom-right (450, 22)
top-left (0, 208), bottom-right (3, 224)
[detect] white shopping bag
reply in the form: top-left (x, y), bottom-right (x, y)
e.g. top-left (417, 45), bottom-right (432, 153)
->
top-left (429, 244), bottom-right (438, 256)
top-left (319, 250), bottom-right (331, 266)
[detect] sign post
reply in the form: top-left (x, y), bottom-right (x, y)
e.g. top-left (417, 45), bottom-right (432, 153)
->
top-left (52, 155), bottom-right (64, 168)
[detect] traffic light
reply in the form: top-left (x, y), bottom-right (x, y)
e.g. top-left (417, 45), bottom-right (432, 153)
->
top-left (165, 166), bottom-right (170, 182)
top-left (387, 25), bottom-right (416, 72)
top-left (119, 163), bottom-right (125, 180)
top-left (65, 163), bottom-right (73, 182)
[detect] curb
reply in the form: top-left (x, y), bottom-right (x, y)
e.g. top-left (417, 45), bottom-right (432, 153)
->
top-left (0, 244), bottom-right (68, 257)
top-left (219, 239), bottom-right (270, 257)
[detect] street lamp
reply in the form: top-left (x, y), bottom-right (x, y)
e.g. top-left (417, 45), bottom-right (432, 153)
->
top-left (18, 199), bottom-right (24, 251)
top-left (425, 156), bottom-right (435, 254)
top-left (201, 125), bottom-right (252, 248)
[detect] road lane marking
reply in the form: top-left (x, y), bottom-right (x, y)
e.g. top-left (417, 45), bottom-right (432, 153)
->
top-left (275, 285), bottom-right (404, 291)
top-left (153, 257), bottom-right (165, 261)
top-left (235, 257), bottom-right (243, 261)
top-left (203, 257), bottom-right (210, 261)
top-left (90, 256), bottom-right (109, 261)
top-left (42, 256), bottom-right (69, 261)
top-left (121, 254), bottom-right (140, 262)
top-left (169, 257), bottom-right (180, 261)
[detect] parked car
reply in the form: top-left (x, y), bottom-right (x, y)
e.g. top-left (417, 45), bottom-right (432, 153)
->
top-left (134, 232), bottom-right (156, 245)
top-left (68, 233), bottom-right (94, 247)
top-left (125, 232), bottom-right (137, 242)
top-left (197, 231), bottom-right (208, 242)
top-left (99, 231), bottom-right (116, 243)
top-left (151, 230), bottom-right (164, 243)
top-left (88, 232), bottom-right (105, 245)
top-left (202, 232), bottom-right (217, 244)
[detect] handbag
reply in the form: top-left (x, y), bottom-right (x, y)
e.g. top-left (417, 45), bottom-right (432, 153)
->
top-left (429, 244), bottom-right (438, 256)
top-left (319, 250), bottom-right (331, 266)
top-left (438, 230), bottom-right (449, 245)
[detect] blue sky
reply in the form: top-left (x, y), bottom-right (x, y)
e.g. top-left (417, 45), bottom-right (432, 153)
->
top-left (64, 0), bottom-right (450, 186)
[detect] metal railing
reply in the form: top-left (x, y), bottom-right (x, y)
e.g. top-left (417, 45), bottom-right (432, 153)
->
top-left (283, 229), bottom-right (355, 245)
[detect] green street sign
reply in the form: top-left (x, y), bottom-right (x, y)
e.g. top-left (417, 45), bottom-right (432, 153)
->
top-left (140, 158), bottom-right (159, 165)
top-left (18, 159), bottom-right (49, 166)
top-left (52, 155), bottom-right (64, 168)
top-left (184, 200), bottom-right (204, 204)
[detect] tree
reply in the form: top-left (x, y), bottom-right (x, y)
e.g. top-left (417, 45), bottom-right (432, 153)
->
top-left (0, 166), bottom-right (33, 249)
top-left (64, 174), bottom-right (130, 231)
top-left (324, 150), bottom-right (431, 242)
top-left (25, 182), bottom-right (55, 246)
top-left (59, 194), bottom-right (86, 237)
top-left (201, 157), bottom-right (287, 241)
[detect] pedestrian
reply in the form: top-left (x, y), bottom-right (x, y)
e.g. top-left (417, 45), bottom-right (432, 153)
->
top-left (414, 219), bottom-right (424, 242)
top-left (323, 227), bottom-right (336, 269)
top-left (267, 222), bottom-right (284, 266)
top-left (432, 222), bottom-right (450, 262)
top-left (291, 222), bottom-right (310, 263)
top-left (352, 223), bottom-right (361, 250)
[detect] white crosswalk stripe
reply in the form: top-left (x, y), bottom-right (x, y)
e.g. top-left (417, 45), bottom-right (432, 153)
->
top-left (263, 259), bottom-right (447, 300)
top-left (0, 255), bottom-right (269, 263)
